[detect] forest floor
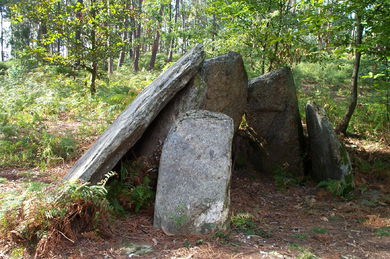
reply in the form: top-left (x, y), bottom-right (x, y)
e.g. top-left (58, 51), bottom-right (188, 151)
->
top-left (0, 137), bottom-right (389, 258)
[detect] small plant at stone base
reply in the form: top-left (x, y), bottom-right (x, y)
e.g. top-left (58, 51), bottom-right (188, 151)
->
top-left (273, 165), bottom-right (301, 191)
top-left (293, 233), bottom-right (308, 240)
top-left (214, 231), bottom-right (230, 243)
top-left (106, 159), bottom-right (155, 215)
top-left (317, 174), bottom-right (354, 199)
top-left (288, 243), bottom-right (318, 259)
top-left (231, 212), bottom-right (271, 238)
top-left (311, 227), bottom-right (327, 234)
top-left (374, 226), bottom-right (390, 237)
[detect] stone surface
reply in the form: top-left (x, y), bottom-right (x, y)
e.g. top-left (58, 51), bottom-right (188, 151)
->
top-left (64, 44), bottom-right (205, 183)
top-left (132, 52), bottom-right (247, 167)
top-left (233, 128), bottom-right (265, 172)
top-left (201, 52), bottom-right (248, 130)
top-left (305, 101), bottom-right (352, 181)
top-left (246, 67), bottom-right (304, 175)
top-left (154, 110), bottom-right (234, 234)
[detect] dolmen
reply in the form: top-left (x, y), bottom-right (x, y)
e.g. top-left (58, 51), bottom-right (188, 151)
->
top-left (65, 44), bottom-right (353, 235)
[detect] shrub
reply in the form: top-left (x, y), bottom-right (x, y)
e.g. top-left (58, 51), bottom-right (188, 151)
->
top-left (0, 180), bottom-right (112, 257)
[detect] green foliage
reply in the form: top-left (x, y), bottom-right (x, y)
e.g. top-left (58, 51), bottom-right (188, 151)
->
top-left (293, 233), bottom-right (308, 240)
top-left (0, 179), bottom-right (112, 256)
top-left (273, 166), bottom-right (301, 190)
top-left (0, 62), bottom-right (8, 75)
top-left (0, 62), bottom-right (158, 169)
top-left (317, 175), bottom-right (354, 199)
top-left (106, 160), bottom-right (155, 215)
top-left (374, 226), bottom-right (390, 237)
top-left (311, 227), bottom-right (327, 234)
top-left (288, 243), bottom-right (318, 259)
top-left (231, 213), bottom-right (271, 237)
top-left (294, 58), bottom-right (389, 141)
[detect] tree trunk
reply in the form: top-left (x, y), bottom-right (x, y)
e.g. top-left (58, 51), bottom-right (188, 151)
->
top-left (133, 0), bottom-right (143, 72)
top-left (148, 30), bottom-right (160, 70)
top-left (148, 5), bottom-right (163, 71)
top-left (117, 30), bottom-right (127, 68)
top-left (167, 0), bottom-right (179, 62)
top-left (336, 15), bottom-right (364, 135)
top-left (90, 61), bottom-right (97, 95)
top-left (1, 6), bottom-right (4, 61)
top-left (75, 0), bottom-right (83, 66)
top-left (89, 0), bottom-right (97, 95)
top-left (107, 0), bottom-right (113, 74)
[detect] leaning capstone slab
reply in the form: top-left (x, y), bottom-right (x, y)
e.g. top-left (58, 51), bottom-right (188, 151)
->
top-left (132, 52), bottom-right (247, 167)
top-left (65, 44), bottom-right (204, 183)
top-left (154, 110), bottom-right (234, 234)
top-left (305, 102), bottom-right (352, 181)
top-left (246, 67), bottom-right (304, 175)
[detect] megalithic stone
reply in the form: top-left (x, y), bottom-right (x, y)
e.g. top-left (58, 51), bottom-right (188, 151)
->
top-left (246, 67), bottom-right (305, 175)
top-left (305, 101), bottom-right (352, 182)
top-left (154, 110), bottom-right (234, 234)
top-left (65, 44), bottom-right (205, 183)
top-left (132, 52), bottom-right (248, 167)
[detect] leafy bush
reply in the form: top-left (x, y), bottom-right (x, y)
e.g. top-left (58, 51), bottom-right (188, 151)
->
top-left (0, 180), bottom-right (112, 257)
top-left (0, 62), bottom-right (158, 169)
top-left (273, 166), bottom-right (302, 190)
top-left (231, 213), bottom-right (271, 237)
top-left (317, 174), bottom-right (354, 199)
top-left (293, 57), bottom-right (389, 141)
top-left (106, 159), bottom-right (155, 215)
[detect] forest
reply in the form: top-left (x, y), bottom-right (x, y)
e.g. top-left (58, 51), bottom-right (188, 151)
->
top-left (0, 0), bottom-right (389, 258)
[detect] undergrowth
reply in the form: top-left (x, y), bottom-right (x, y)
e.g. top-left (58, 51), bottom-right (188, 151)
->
top-left (0, 62), bottom-right (158, 169)
top-left (316, 174), bottom-right (355, 199)
top-left (294, 57), bottom-right (389, 142)
top-left (0, 179), bottom-right (113, 257)
top-left (107, 159), bottom-right (155, 215)
top-left (231, 212), bottom-right (271, 238)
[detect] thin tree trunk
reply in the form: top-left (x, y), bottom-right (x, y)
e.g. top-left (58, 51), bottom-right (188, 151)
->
top-left (107, 0), bottom-right (113, 74)
top-left (90, 61), bottom-right (97, 95)
top-left (167, 0), bottom-right (179, 62)
top-left (211, 13), bottom-right (216, 52)
top-left (148, 5), bottom-right (163, 71)
top-left (336, 15), bottom-right (364, 135)
top-left (133, 0), bottom-right (143, 72)
top-left (89, 0), bottom-right (97, 95)
top-left (1, 7), bottom-right (4, 62)
top-left (75, 0), bottom-right (83, 66)
top-left (117, 30), bottom-right (127, 68)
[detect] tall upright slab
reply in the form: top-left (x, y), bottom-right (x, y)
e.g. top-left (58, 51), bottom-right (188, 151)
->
top-left (305, 102), bottom-right (352, 182)
top-left (246, 67), bottom-right (304, 175)
top-left (65, 44), bottom-right (205, 183)
top-left (154, 110), bottom-right (234, 234)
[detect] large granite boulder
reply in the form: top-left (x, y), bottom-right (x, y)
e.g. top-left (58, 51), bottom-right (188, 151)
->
top-left (132, 52), bottom-right (247, 167)
top-left (201, 52), bottom-right (248, 130)
top-left (65, 44), bottom-right (205, 183)
top-left (305, 102), bottom-right (352, 181)
top-left (246, 67), bottom-right (304, 175)
top-left (154, 110), bottom-right (234, 234)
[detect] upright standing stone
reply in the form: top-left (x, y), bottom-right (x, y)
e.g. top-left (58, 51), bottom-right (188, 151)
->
top-left (154, 110), bottom-right (234, 234)
top-left (132, 52), bottom-right (247, 167)
top-left (305, 102), bottom-right (352, 181)
top-left (65, 44), bottom-right (205, 183)
top-left (201, 52), bottom-right (248, 130)
top-left (246, 67), bottom-right (304, 175)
